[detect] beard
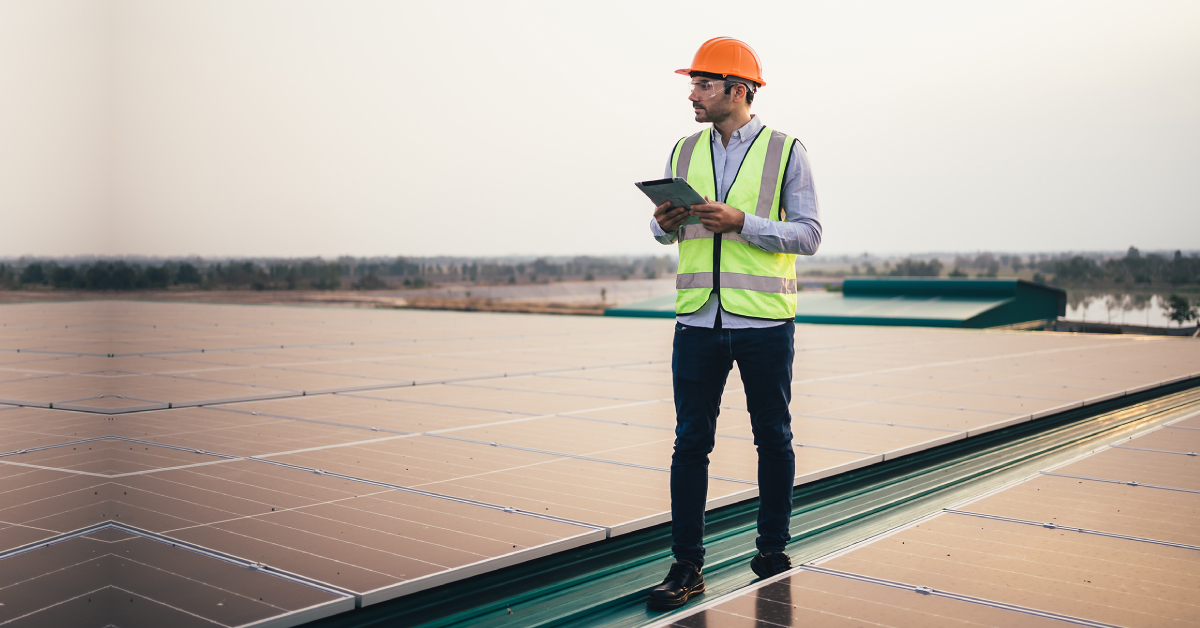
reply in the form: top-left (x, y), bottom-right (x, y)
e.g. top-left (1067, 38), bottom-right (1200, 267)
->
top-left (694, 101), bottom-right (728, 123)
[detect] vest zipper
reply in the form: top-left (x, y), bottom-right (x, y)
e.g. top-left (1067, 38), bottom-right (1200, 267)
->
top-left (711, 126), bottom-right (767, 323)
top-left (710, 135), bottom-right (721, 322)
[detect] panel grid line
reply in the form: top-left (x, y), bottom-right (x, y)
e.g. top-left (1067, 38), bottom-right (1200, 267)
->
top-left (1040, 471), bottom-right (1200, 494)
top-left (798, 565), bottom-right (1126, 628)
top-left (943, 508), bottom-right (1200, 551)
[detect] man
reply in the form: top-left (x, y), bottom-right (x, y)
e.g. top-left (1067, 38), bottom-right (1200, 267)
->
top-left (645, 37), bottom-right (822, 611)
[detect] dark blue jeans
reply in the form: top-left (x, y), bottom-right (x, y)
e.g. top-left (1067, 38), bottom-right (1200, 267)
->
top-left (670, 321), bottom-right (796, 568)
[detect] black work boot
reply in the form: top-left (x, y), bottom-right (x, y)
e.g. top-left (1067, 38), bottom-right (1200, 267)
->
top-left (750, 551), bottom-right (792, 579)
top-left (646, 560), bottom-right (705, 610)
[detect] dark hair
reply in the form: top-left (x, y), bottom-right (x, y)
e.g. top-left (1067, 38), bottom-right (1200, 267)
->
top-left (690, 71), bottom-right (757, 105)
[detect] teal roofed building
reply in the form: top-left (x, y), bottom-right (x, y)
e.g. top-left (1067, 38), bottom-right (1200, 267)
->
top-left (604, 278), bottom-right (1067, 329)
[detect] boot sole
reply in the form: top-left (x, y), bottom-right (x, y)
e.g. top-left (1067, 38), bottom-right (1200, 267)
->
top-left (751, 559), bottom-right (791, 579)
top-left (646, 583), bottom-right (705, 610)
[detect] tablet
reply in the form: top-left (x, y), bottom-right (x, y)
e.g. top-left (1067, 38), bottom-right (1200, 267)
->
top-left (635, 178), bottom-right (707, 225)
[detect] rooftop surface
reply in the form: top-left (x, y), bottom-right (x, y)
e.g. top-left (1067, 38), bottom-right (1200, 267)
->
top-left (0, 301), bottom-right (1196, 627)
top-left (653, 411), bottom-right (1200, 628)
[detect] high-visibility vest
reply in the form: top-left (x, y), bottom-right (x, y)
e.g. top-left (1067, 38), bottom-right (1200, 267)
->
top-left (671, 126), bottom-right (798, 320)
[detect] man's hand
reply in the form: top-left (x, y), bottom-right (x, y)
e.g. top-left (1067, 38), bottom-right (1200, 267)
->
top-left (689, 197), bottom-right (745, 234)
top-left (654, 201), bottom-right (689, 233)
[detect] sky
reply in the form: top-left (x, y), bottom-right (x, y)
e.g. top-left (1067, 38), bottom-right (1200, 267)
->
top-left (2, 0), bottom-right (1198, 259)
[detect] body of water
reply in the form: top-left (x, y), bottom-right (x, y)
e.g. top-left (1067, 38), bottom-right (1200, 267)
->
top-left (1064, 292), bottom-right (1197, 327)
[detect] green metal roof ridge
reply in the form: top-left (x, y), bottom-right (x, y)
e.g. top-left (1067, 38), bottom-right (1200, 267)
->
top-left (793, 315), bottom-right (966, 327)
top-left (843, 277), bottom-right (1065, 299)
top-left (605, 278), bottom-right (1063, 328)
top-left (603, 309), bottom-right (676, 319)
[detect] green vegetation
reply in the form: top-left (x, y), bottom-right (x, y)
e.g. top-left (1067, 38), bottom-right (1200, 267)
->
top-left (1040, 247), bottom-right (1200, 288)
top-left (1166, 294), bottom-right (1199, 326)
top-left (803, 249), bottom-right (1200, 288)
top-left (0, 255), bottom-right (677, 292)
top-left (888, 258), bottom-right (942, 277)
top-left (353, 273), bottom-right (387, 290)
top-left (0, 260), bottom-right (347, 291)
top-left (948, 253), bottom-right (1006, 277)
top-left (6, 248), bottom-right (1192, 294)
top-left (3, 261), bottom-right (183, 290)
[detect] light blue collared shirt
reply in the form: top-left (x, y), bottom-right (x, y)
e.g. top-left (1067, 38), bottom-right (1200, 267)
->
top-left (650, 116), bottom-right (822, 328)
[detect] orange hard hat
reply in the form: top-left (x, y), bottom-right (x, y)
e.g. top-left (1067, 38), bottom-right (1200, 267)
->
top-left (676, 37), bottom-right (766, 87)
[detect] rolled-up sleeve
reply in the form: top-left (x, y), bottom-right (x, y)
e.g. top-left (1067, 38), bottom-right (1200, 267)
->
top-left (739, 141), bottom-right (821, 255)
top-left (650, 161), bottom-right (680, 245)
top-left (650, 215), bottom-right (678, 244)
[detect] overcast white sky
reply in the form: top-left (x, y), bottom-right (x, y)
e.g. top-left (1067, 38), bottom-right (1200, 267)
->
top-left (2, 0), bottom-right (1198, 259)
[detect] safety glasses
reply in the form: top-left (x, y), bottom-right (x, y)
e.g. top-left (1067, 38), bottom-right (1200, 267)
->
top-left (688, 78), bottom-right (728, 101)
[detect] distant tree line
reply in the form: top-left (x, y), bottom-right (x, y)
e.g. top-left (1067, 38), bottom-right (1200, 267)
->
top-left (351, 256), bottom-right (674, 288)
top-left (8, 249), bottom-right (1190, 291)
top-left (0, 260), bottom-right (346, 291)
top-left (835, 258), bottom-right (945, 277)
top-left (941, 249), bottom-right (1199, 286)
top-left (0, 255), bottom-right (677, 291)
top-left (1035, 248), bottom-right (1200, 288)
top-left (887, 258), bottom-right (943, 277)
top-left (815, 249), bottom-right (1200, 287)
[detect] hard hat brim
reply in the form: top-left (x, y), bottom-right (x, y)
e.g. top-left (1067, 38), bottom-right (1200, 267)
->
top-left (676, 67), bottom-right (766, 87)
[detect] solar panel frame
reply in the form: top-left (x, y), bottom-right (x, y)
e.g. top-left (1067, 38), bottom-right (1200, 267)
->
top-left (2, 301), bottom-right (1198, 627)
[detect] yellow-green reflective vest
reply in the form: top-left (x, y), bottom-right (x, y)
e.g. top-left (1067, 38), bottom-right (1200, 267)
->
top-left (671, 126), bottom-right (798, 320)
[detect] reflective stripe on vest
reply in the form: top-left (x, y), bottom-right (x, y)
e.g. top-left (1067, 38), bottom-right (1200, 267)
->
top-left (676, 272), bottom-right (797, 294)
top-left (670, 126), bottom-right (797, 320)
top-left (677, 224), bottom-right (751, 245)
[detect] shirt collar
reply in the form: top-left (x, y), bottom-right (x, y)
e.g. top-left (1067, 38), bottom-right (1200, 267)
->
top-left (711, 115), bottom-right (762, 144)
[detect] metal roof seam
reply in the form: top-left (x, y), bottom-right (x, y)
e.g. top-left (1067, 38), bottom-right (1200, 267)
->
top-left (0, 435), bottom-right (115, 458)
top-left (1040, 472), bottom-right (1200, 494)
top-left (352, 528), bottom-right (610, 608)
top-left (716, 431), bottom-right (880, 456)
top-left (0, 521), bottom-right (357, 600)
top-left (422, 432), bottom-right (759, 486)
top-left (204, 404), bottom-right (415, 436)
top-left (1110, 444), bottom-right (1199, 456)
top-left (243, 456), bottom-right (607, 531)
top-left (791, 412), bottom-right (963, 433)
top-left (942, 509), bottom-right (1200, 551)
top-left (800, 565), bottom-right (1127, 628)
top-left (444, 382), bottom-right (651, 403)
top-left (1164, 408), bottom-right (1200, 427)
top-left (0, 459), bottom-right (116, 477)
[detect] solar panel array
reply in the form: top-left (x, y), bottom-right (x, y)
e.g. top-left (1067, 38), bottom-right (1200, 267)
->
top-left (1, 301), bottom-right (1197, 627)
top-left (657, 410), bottom-right (1200, 628)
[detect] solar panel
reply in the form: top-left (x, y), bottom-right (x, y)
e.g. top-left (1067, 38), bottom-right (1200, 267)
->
top-left (662, 571), bottom-right (1073, 627)
top-left (656, 411), bottom-right (1200, 628)
top-left (0, 530), bottom-right (352, 626)
top-left (1, 301), bottom-right (1197, 626)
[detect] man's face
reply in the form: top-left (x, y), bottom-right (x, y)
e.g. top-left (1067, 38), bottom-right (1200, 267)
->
top-left (691, 78), bottom-right (724, 123)
top-left (689, 78), bottom-right (739, 123)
